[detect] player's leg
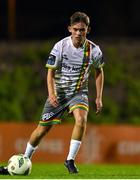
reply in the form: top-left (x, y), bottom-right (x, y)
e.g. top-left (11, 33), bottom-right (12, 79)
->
top-left (0, 98), bottom-right (66, 175)
top-left (24, 124), bottom-right (52, 158)
top-left (24, 97), bottom-right (64, 159)
top-left (68, 108), bottom-right (87, 160)
top-left (65, 108), bottom-right (88, 173)
top-left (71, 108), bottom-right (87, 141)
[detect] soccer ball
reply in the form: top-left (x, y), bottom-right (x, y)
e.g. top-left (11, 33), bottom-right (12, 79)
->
top-left (7, 154), bottom-right (32, 176)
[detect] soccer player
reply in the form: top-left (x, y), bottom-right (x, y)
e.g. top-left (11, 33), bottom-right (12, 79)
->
top-left (0, 11), bottom-right (104, 174)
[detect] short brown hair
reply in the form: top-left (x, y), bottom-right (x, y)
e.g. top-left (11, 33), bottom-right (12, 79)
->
top-left (70, 11), bottom-right (90, 26)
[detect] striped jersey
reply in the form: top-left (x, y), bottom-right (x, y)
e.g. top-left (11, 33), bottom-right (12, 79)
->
top-left (46, 36), bottom-right (104, 97)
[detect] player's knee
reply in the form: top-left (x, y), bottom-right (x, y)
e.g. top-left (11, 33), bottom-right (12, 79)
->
top-left (36, 130), bottom-right (46, 139)
top-left (36, 126), bottom-right (49, 138)
top-left (75, 116), bottom-right (87, 127)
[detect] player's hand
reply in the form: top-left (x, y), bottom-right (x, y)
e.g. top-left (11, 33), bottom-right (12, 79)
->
top-left (48, 94), bottom-right (59, 107)
top-left (95, 97), bottom-right (103, 114)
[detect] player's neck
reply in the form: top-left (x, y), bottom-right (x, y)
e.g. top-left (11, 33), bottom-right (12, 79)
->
top-left (71, 37), bottom-right (86, 48)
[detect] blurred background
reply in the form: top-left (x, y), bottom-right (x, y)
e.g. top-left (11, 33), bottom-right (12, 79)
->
top-left (0, 0), bottom-right (140, 164)
top-left (1, 0), bottom-right (140, 39)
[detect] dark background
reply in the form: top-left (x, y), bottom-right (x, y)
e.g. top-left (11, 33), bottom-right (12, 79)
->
top-left (0, 0), bottom-right (140, 40)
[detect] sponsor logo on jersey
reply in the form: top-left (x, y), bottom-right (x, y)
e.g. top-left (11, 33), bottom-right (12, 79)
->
top-left (62, 63), bottom-right (81, 72)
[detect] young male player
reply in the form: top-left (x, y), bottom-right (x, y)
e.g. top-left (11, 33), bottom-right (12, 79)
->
top-left (0, 11), bottom-right (104, 174)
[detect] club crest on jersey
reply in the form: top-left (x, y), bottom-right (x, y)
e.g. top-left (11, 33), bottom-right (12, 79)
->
top-left (62, 54), bottom-right (68, 60)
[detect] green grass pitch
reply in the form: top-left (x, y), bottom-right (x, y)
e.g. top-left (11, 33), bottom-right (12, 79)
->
top-left (1, 163), bottom-right (140, 179)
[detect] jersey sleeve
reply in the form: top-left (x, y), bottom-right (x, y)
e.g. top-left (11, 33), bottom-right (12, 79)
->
top-left (92, 45), bottom-right (105, 69)
top-left (45, 42), bottom-right (61, 69)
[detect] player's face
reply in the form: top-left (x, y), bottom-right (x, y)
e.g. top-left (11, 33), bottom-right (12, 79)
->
top-left (68, 22), bottom-right (89, 48)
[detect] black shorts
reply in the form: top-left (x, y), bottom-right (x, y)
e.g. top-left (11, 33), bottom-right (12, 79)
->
top-left (39, 93), bottom-right (89, 126)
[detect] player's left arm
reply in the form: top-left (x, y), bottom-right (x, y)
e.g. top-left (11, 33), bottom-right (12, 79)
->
top-left (92, 45), bottom-right (105, 114)
top-left (95, 67), bottom-right (104, 114)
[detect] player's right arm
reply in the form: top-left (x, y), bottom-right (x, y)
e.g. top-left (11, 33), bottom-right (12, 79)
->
top-left (47, 69), bottom-right (58, 107)
top-left (45, 41), bottom-right (62, 107)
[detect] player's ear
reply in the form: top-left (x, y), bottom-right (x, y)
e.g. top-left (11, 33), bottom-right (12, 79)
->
top-left (68, 26), bottom-right (72, 33)
top-left (87, 26), bottom-right (91, 34)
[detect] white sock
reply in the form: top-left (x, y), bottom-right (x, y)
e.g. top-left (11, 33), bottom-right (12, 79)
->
top-left (67, 139), bottom-right (81, 160)
top-left (24, 142), bottom-right (38, 159)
